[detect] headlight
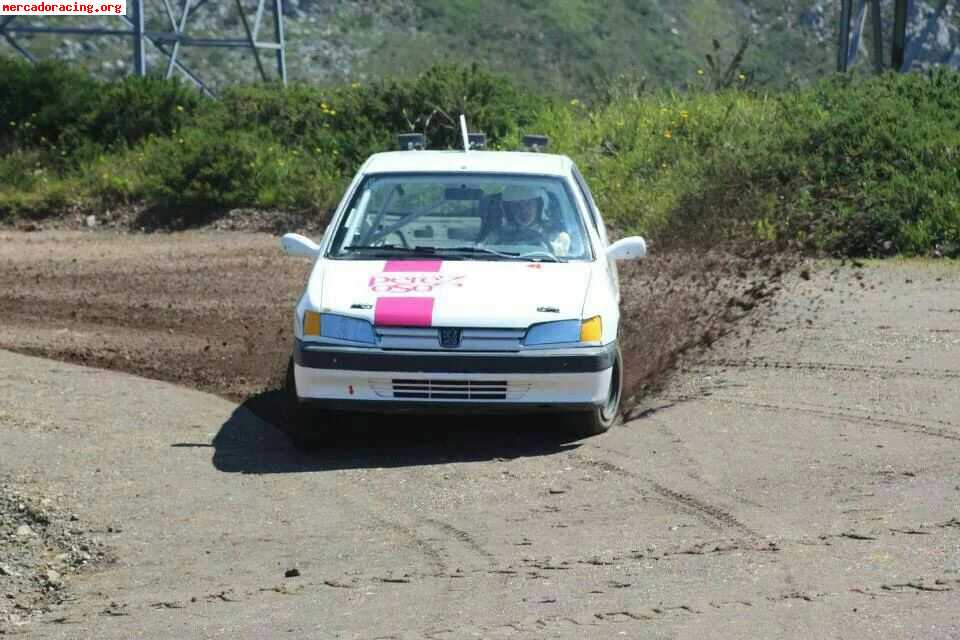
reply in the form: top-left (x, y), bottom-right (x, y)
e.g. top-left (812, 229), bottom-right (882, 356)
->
top-left (579, 316), bottom-right (602, 342)
top-left (316, 313), bottom-right (376, 344)
top-left (523, 320), bottom-right (580, 346)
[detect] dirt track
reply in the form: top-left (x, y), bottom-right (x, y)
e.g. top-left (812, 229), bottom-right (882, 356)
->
top-left (1, 231), bottom-right (959, 638)
top-left (0, 231), bottom-right (309, 400)
top-left (0, 230), bottom-right (787, 405)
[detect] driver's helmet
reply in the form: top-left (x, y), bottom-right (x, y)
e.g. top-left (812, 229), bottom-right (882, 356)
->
top-left (501, 184), bottom-right (544, 228)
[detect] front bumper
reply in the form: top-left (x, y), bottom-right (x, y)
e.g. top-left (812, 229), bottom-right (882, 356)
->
top-left (293, 339), bottom-right (616, 411)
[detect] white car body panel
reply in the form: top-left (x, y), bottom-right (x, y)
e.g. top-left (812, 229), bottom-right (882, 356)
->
top-left (316, 260), bottom-right (591, 327)
top-left (285, 149), bottom-right (643, 410)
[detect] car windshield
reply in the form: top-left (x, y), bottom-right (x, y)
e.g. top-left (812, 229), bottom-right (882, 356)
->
top-left (328, 173), bottom-right (593, 262)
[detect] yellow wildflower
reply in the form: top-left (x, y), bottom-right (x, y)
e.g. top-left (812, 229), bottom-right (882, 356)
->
top-left (664, 130), bottom-right (673, 139)
top-left (697, 69), bottom-right (705, 76)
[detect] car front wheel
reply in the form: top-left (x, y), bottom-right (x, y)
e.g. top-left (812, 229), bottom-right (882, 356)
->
top-left (565, 347), bottom-right (622, 437)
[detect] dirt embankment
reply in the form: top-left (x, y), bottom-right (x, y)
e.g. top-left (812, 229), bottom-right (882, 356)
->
top-left (0, 230), bottom-right (792, 411)
top-left (0, 231), bottom-right (307, 400)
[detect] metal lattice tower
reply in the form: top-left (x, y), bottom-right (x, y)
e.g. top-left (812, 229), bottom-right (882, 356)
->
top-left (0, 0), bottom-right (286, 96)
top-left (838, 0), bottom-right (959, 72)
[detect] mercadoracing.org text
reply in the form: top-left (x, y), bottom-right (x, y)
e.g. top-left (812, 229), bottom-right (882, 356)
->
top-left (2, 2), bottom-right (126, 14)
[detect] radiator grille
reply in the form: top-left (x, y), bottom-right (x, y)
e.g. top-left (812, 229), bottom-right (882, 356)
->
top-left (391, 379), bottom-right (508, 400)
top-left (369, 378), bottom-right (530, 401)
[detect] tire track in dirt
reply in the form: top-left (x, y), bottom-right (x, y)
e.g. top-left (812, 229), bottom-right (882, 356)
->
top-left (333, 492), bottom-right (499, 578)
top-left (619, 421), bottom-right (769, 510)
top-left (784, 399), bottom-right (960, 431)
top-left (707, 397), bottom-right (960, 442)
top-left (373, 574), bottom-right (960, 640)
top-left (421, 517), bottom-right (497, 568)
top-left (704, 358), bottom-right (960, 381)
top-left (330, 490), bottom-right (449, 576)
top-left (568, 451), bottom-right (760, 540)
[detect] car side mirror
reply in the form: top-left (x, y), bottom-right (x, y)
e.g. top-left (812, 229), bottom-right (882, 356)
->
top-left (280, 233), bottom-right (321, 258)
top-left (605, 236), bottom-right (647, 261)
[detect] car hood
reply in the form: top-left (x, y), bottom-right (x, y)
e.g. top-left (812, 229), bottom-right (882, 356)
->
top-left (314, 259), bottom-right (592, 328)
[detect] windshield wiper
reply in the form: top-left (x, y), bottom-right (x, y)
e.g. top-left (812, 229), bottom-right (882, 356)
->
top-left (341, 245), bottom-right (459, 259)
top-left (443, 246), bottom-right (561, 262)
top-left (444, 246), bottom-right (519, 259)
top-left (342, 245), bottom-right (560, 262)
top-left (343, 244), bottom-right (427, 254)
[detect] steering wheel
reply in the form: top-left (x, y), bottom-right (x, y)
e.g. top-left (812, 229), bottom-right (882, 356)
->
top-left (513, 231), bottom-right (551, 252)
top-left (516, 233), bottom-right (560, 261)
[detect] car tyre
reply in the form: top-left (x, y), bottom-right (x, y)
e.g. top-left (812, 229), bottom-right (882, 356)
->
top-left (565, 347), bottom-right (622, 437)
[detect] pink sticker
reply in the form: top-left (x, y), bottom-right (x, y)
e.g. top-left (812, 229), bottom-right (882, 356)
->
top-left (383, 260), bottom-right (442, 273)
top-left (369, 274), bottom-right (465, 293)
top-left (374, 297), bottom-right (435, 327)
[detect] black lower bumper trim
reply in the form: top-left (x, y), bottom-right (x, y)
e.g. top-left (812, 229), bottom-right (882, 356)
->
top-left (300, 399), bottom-right (600, 414)
top-left (293, 340), bottom-right (617, 374)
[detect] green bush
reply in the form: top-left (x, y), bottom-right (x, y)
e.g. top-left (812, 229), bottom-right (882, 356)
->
top-left (0, 57), bottom-right (99, 153)
top-left (129, 126), bottom-right (341, 210)
top-left (534, 69), bottom-right (960, 256)
top-left (212, 64), bottom-right (546, 169)
top-left (0, 57), bottom-right (201, 163)
top-left (0, 55), bottom-right (957, 256)
top-left (778, 70), bottom-right (960, 255)
top-left (77, 75), bottom-right (202, 150)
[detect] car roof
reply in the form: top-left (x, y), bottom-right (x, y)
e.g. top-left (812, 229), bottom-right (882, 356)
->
top-left (361, 150), bottom-right (573, 177)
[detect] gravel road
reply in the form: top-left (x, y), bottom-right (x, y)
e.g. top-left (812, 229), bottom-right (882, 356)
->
top-left (1, 231), bottom-right (958, 638)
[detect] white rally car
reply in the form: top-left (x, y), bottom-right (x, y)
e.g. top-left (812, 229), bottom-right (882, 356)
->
top-left (281, 129), bottom-right (647, 439)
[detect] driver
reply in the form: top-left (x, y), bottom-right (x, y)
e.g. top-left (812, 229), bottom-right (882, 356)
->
top-left (491, 185), bottom-right (572, 256)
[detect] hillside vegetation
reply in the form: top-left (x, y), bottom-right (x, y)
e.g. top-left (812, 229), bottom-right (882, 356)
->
top-left (2, 0), bottom-right (839, 92)
top-left (5, 1), bottom-right (959, 93)
top-left (1, 57), bottom-right (958, 257)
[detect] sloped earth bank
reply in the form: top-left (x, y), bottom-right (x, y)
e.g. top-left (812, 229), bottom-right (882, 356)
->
top-left (2, 231), bottom-right (959, 637)
top-left (0, 231), bottom-right (791, 406)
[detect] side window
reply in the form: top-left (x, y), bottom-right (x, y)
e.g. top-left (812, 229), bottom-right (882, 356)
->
top-left (571, 166), bottom-right (607, 244)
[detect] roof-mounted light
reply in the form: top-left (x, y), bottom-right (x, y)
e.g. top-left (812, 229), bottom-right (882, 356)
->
top-left (522, 135), bottom-right (549, 152)
top-left (397, 133), bottom-right (426, 151)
